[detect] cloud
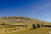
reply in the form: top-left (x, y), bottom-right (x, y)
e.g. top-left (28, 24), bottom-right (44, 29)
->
top-left (32, 2), bottom-right (51, 22)
top-left (32, 2), bottom-right (50, 14)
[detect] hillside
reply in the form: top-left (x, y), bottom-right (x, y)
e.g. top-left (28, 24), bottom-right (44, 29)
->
top-left (0, 16), bottom-right (51, 34)
top-left (0, 16), bottom-right (51, 25)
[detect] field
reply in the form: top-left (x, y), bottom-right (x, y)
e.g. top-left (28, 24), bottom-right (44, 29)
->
top-left (0, 27), bottom-right (51, 34)
top-left (10, 27), bottom-right (51, 34)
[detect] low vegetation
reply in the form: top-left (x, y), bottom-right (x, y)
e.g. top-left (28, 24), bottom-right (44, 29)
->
top-left (0, 16), bottom-right (51, 34)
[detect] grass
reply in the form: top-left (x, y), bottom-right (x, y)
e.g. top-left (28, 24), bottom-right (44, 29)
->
top-left (0, 23), bottom-right (50, 34)
top-left (3, 27), bottom-right (51, 34)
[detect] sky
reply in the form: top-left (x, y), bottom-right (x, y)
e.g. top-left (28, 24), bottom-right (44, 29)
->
top-left (0, 0), bottom-right (51, 22)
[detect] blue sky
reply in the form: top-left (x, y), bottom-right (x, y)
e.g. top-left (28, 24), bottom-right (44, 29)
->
top-left (0, 0), bottom-right (51, 22)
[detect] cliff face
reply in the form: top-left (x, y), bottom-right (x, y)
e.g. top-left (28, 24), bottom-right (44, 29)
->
top-left (0, 16), bottom-right (32, 23)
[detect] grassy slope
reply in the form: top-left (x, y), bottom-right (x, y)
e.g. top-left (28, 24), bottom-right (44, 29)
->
top-left (0, 17), bottom-right (51, 34)
top-left (3, 27), bottom-right (51, 34)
